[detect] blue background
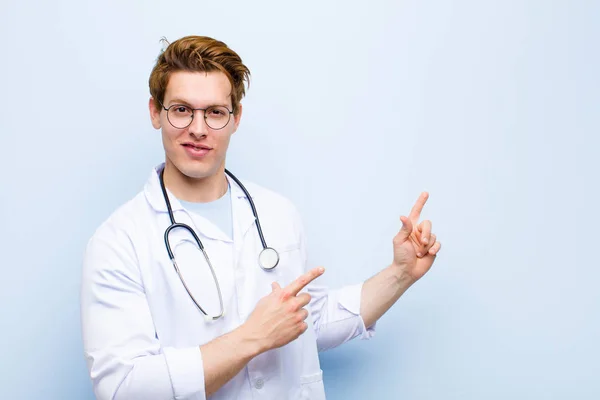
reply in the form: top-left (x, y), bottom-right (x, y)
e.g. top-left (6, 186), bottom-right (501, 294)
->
top-left (1, 0), bottom-right (598, 398)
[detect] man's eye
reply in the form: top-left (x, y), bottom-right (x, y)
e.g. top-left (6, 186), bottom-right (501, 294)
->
top-left (210, 109), bottom-right (224, 116)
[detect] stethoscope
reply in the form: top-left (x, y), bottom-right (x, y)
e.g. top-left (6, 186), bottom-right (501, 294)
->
top-left (159, 168), bottom-right (280, 320)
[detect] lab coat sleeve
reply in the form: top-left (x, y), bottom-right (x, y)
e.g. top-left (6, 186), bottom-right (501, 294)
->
top-left (81, 223), bottom-right (206, 400)
top-left (292, 208), bottom-right (376, 352)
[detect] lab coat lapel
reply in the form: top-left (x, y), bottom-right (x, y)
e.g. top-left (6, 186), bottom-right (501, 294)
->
top-left (228, 176), bottom-right (257, 245)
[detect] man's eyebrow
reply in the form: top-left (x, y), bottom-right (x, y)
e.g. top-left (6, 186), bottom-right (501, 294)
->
top-left (167, 98), bottom-right (232, 109)
top-left (167, 98), bottom-right (193, 106)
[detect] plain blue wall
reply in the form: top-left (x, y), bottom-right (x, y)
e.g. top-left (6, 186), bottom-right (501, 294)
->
top-left (1, 0), bottom-right (598, 399)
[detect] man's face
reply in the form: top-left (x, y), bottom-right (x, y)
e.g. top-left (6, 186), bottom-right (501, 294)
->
top-left (149, 70), bottom-right (241, 181)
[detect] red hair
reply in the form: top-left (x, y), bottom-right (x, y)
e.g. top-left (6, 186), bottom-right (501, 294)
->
top-left (149, 36), bottom-right (250, 115)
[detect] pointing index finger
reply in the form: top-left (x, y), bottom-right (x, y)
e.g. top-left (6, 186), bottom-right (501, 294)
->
top-left (409, 192), bottom-right (429, 223)
top-left (285, 267), bottom-right (325, 297)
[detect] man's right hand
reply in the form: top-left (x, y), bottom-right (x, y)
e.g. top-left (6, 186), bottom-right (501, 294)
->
top-left (240, 267), bottom-right (325, 354)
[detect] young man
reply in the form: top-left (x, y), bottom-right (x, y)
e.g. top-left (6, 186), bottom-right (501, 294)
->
top-left (81, 35), bottom-right (441, 400)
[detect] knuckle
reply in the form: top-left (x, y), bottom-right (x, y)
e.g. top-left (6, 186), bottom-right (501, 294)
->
top-left (287, 302), bottom-right (297, 313)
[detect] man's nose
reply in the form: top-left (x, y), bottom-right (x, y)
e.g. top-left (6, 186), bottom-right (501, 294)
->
top-left (188, 111), bottom-right (208, 137)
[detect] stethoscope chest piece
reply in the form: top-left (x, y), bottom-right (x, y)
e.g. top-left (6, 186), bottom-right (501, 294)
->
top-left (259, 247), bottom-right (279, 270)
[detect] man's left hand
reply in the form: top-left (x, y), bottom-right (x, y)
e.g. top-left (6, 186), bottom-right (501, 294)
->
top-left (391, 192), bottom-right (441, 282)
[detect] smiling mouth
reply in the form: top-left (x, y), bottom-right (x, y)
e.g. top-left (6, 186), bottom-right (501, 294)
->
top-left (183, 143), bottom-right (211, 150)
top-left (182, 143), bottom-right (212, 158)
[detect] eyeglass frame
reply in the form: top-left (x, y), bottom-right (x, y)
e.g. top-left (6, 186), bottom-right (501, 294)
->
top-left (157, 100), bottom-right (234, 130)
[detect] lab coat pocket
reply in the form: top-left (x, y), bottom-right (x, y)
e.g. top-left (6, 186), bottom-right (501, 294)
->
top-left (273, 243), bottom-right (302, 286)
top-left (276, 242), bottom-right (300, 254)
top-left (298, 370), bottom-right (326, 400)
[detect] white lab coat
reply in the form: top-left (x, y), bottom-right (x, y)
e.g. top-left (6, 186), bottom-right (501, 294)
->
top-left (81, 164), bottom-right (375, 400)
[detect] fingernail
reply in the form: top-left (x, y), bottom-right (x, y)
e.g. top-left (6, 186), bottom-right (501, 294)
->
top-left (422, 238), bottom-right (428, 245)
top-left (318, 267), bottom-right (324, 273)
top-left (417, 252), bottom-right (422, 258)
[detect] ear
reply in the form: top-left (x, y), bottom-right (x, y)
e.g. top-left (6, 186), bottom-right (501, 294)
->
top-left (149, 97), bottom-right (161, 129)
top-left (232, 103), bottom-right (243, 134)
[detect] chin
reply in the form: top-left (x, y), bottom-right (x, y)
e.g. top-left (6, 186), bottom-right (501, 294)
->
top-left (178, 163), bottom-right (220, 180)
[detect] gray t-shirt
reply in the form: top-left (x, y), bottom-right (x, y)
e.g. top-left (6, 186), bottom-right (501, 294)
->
top-left (179, 183), bottom-right (233, 239)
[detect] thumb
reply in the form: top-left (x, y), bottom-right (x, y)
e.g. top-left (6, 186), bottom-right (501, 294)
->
top-left (271, 282), bottom-right (281, 292)
top-left (396, 216), bottom-right (413, 243)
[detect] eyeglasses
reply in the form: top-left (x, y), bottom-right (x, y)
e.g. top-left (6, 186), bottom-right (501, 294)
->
top-left (159, 101), bottom-right (234, 130)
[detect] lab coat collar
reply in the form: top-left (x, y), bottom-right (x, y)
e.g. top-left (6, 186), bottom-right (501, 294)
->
top-left (144, 163), bottom-right (184, 214)
top-left (144, 163), bottom-right (256, 211)
top-left (144, 163), bottom-right (257, 239)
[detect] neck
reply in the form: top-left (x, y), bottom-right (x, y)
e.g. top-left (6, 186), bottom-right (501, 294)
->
top-left (162, 161), bottom-right (228, 203)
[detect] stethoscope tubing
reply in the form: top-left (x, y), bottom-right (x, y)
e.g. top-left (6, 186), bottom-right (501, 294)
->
top-left (158, 167), bottom-right (277, 320)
